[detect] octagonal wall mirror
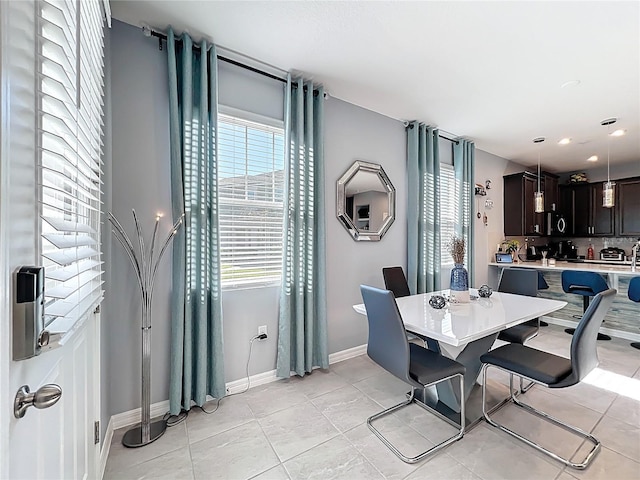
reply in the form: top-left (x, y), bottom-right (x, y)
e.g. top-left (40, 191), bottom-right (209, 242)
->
top-left (337, 160), bottom-right (396, 241)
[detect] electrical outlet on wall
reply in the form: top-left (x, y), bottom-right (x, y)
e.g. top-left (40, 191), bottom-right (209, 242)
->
top-left (258, 325), bottom-right (267, 338)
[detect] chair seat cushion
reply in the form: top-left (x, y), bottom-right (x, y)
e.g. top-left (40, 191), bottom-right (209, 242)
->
top-left (480, 343), bottom-right (572, 386)
top-left (498, 323), bottom-right (538, 344)
top-left (409, 343), bottom-right (465, 386)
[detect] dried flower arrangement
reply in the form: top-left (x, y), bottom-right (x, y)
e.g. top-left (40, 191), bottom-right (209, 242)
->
top-left (448, 235), bottom-right (466, 264)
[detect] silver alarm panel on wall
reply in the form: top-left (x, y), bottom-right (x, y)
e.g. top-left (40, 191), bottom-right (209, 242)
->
top-left (13, 266), bottom-right (50, 360)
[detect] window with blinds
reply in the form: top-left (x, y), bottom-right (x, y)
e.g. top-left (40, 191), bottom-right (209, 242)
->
top-left (218, 114), bottom-right (285, 288)
top-left (440, 164), bottom-right (458, 265)
top-left (38, 0), bottom-right (105, 331)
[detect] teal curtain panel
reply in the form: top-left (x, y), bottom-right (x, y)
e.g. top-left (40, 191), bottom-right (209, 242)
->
top-left (407, 123), bottom-right (441, 294)
top-left (453, 139), bottom-right (475, 285)
top-left (276, 76), bottom-right (329, 378)
top-left (167, 28), bottom-right (226, 414)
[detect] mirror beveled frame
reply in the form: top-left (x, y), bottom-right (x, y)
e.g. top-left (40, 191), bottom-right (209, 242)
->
top-left (336, 160), bottom-right (396, 241)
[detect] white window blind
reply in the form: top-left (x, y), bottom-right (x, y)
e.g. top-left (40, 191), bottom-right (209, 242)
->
top-left (218, 115), bottom-right (285, 288)
top-left (440, 164), bottom-right (458, 265)
top-left (38, 0), bottom-right (105, 331)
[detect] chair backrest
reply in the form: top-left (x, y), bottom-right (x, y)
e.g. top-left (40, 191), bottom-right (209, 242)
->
top-left (360, 285), bottom-right (419, 388)
top-left (629, 276), bottom-right (640, 303)
top-left (382, 267), bottom-right (411, 298)
top-left (537, 271), bottom-right (549, 290)
top-left (556, 288), bottom-right (616, 387)
top-left (498, 268), bottom-right (538, 297)
top-left (561, 270), bottom-right (608, 297)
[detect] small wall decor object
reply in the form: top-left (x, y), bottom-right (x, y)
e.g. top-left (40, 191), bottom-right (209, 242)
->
top-left (474, 183), bottom-right (487, 196)
top-left (109, 210), bottom-right (184, 448)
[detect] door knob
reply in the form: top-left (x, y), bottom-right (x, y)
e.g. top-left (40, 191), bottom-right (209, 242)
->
top-left (14, 384), bottom-right (62, 418)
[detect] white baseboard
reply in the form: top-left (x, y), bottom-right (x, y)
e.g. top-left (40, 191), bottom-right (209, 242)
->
top-left (542, 315), bottom-right (640, 342)
top-left (328, 344), bottom-right (367, 364)
top-left (99, 417), bottom-right (114, 479)
top-left (100, 343), bottom-right (370, 477)
top-left (111, 400), bottom-right (171, 430)
top-left (225, 368), bottom-right (279, 395)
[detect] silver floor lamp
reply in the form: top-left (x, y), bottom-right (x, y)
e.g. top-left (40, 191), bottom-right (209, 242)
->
top-left (109, 210), bottom-right (183, 448)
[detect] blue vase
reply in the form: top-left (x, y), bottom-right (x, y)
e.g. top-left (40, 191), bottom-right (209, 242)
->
top-left (450, 263), bottom-right (469, 302)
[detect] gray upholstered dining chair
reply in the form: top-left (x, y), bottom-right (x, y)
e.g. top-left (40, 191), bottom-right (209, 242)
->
top-left (480, 288), bottom-right (616, 470)
top-left (496, 268), bottom-right (540, 392)
top-left (360, 285), bottom-right (466, 463)
top-left (382, 266), bottom-right (411, 298)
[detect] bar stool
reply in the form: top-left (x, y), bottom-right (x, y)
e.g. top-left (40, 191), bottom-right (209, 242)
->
top-left (628, 277), bottom-right (640, 350)
top-left (538, 271), bottom-right (550, 327)
top-left (562, 270), bottom-right (611, 341)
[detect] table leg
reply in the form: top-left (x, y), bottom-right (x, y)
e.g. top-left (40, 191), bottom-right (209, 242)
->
top-left (413, 333), bottom-right (503, 428)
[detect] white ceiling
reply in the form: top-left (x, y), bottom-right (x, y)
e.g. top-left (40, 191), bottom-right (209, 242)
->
top-left (111, 1), bottom-right (640, 173)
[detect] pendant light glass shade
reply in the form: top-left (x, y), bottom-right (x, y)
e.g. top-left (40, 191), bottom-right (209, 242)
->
top-left (601, 118), bottom-right (616, 208)
top-left (533, 137), bottom-right (545, 213)
top-left (603, 181), bottom-right (615, 208)
top-left (534, 191), bottom-right (544, 213)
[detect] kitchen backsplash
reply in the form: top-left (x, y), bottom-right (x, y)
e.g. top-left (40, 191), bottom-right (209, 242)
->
top-left (523, 236), bottom-right (639, 259)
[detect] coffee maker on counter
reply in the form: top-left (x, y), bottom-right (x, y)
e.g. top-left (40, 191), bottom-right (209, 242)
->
top-left (547, 240), bottom-right (578, 260)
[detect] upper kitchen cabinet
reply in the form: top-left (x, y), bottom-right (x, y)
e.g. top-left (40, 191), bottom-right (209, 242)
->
top-left (560, 183), bottom-right (615, 237)
top-left (543, 173), bottom-right (559, 212)
top-left (617, 177), bottom-right (640, 236)
top-left (504, 172), bottom-right (544, 236)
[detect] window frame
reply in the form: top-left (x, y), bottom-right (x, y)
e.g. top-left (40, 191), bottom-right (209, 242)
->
top-left (217, 106), bottom-right (285, 290)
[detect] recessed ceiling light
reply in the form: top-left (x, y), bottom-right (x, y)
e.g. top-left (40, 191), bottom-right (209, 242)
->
top-left (558, 138), bottom-right (572, 145)
top-left (587, 155), bottom-right (598, 162)
top-left (610, 129), bottom-right (626, 137)
top-left (561, 80), bottom-right (581, 88)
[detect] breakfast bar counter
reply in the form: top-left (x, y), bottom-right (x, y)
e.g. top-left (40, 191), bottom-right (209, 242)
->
top-left (489, 261), bottom-right (640, 339)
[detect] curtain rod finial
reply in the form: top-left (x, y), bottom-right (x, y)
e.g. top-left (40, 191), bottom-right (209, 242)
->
top-left (141, 24), bottom-right (152, 37)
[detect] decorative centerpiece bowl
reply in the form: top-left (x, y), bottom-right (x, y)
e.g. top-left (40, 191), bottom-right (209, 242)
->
top-left (478, 284), bottom-right (493, 298)
top-left (429, 295), bottom-right (447, 309)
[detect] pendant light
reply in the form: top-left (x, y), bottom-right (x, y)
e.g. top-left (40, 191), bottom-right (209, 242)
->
top-left (601, 118), bottom-right (616, 208)
top-left (533, 137), bottom-right (545, 213)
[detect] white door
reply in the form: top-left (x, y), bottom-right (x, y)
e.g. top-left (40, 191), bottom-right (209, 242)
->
top-left (0, 1), bottom-right (101, 478)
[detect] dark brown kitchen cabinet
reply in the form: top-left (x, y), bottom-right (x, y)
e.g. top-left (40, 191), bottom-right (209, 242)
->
top-left (562, 183), bottom-right (615, 237)
top-left (543, 173), bottom-right (559, 211)
top-left (617, 177), bottom-right (640, 236)
top-left (504, 172), bottom-right (544, 236)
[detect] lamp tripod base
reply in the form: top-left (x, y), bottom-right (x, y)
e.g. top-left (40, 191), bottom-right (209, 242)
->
top-left (122, 419), bottom-right (167, 448)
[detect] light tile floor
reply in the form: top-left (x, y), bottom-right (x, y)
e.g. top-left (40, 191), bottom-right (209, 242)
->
top-left (104, 325), bottom-right (640, 480)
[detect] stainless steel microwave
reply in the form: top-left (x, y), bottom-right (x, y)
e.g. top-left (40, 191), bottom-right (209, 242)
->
top-left (546, 212), bottom-right (567, 236)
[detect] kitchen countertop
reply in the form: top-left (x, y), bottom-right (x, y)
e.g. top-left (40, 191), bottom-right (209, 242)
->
top-left (489, 261), bottom-right (640, 277)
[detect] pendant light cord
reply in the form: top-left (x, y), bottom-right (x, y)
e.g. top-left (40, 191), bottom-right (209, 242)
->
top-left (537, 148), bottom-right (541, 193)
top-left (607, 123), bottom-right (611, 183)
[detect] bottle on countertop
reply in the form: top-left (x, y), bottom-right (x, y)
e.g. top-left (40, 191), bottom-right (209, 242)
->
top-left (587, 244), bottom-right (594, 260)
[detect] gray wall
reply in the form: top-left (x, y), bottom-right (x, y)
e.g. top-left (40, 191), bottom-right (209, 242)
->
top-left (324, 98), bottom-right (407, 353)
top-left (106, 20), bottom-right (174, 416)
top-left (104, 19), bottom-right (516, 419)
top-left (104, 20), bottom-right (408, 417)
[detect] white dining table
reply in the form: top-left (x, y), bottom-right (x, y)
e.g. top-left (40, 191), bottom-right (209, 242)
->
top-left (353, 288), bottom-right (567, 427)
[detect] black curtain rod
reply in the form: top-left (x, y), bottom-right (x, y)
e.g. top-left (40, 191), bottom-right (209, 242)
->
top-left (149, 29), bottom-right (287, 84)
top-left (405, 123), bottom-right (459, 144)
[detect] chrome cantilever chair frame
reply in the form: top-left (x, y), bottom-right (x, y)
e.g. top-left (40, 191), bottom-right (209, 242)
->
top-left (367, 374), bottom-right (465, 464)
top-left (480, 288), bottom-right (616, 470)
top-left (481, 365), bottom-right (600, 469)
top-left (497, 268), bottom-right (540, 394)
top-left (361, 285), bottom-right (465, 464)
